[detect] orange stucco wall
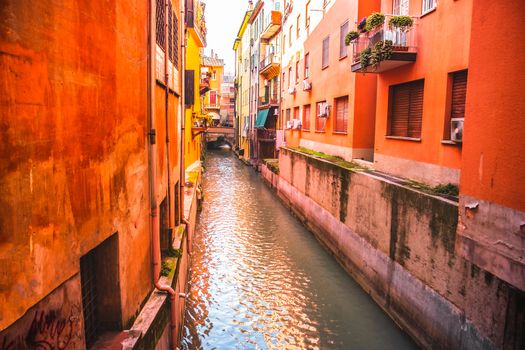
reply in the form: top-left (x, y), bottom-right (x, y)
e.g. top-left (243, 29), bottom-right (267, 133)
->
top-left (282, 0), bottom-right (379, 157)
top-left (460, 1), bottom-right (525, 212)
top-left (374, 0), bottom-right (472, 172)
top-left (0, 0), bottom-right (181, 332)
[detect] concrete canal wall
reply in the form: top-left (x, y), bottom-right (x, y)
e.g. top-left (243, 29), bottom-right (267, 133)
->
top-left (260, 148), bottom-right (524, 350)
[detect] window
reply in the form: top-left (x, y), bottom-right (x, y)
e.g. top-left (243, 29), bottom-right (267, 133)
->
top-left (444, 70), bottom-right (468, 139)
top-left (296, 15), bottom-right (301, 38)
top-left (388, 79), bottom-right (425, 138)
top-left (184, 70), bottom-right (195, 105)
top-left (155, 0), bottom-right (165, 48)
top-left (303, 104), bottom-right (311, 130)
top-left (283, 34), bottom-right (286, 53)
top-left (422, 0), bottom-right (436, 14)
top-left (304, 53), bottom-right (310, 78)
top-left (81, 234), bottom-right (121, 349)
top-left (322, 36), bottom-right (329, 69)
top-left (393, 0), bottom-right (409, 15)
top-left (289, 25), bottom-right (293, 47)
top-left (210, 90), bottom-right (217, 105)
top-left (295, 61), bottom-right (300, 83)
top-left (334, 96), bottom-right (349, 133)
top-left (339, 21), bottom-right (349, 59)
top-left (283, 71), bottom-right (286, 88)
top-left (288, 66), bottom-right (292, 86)
top-left (305, 1), bottom-right (311, 27)
top-left (316, 101), bottom-right (327, 132)
top-left (212, 71), bottom-right (216, 80)
top-left (294, 106), bottom-right (300, 122)
top-left (286, 108), bottom-right (291, 122)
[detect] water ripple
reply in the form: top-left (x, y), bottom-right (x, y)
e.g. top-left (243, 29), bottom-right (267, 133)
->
top-left (181, 150), bottom-right (417, 350)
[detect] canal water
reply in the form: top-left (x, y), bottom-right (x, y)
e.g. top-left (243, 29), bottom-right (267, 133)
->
top-left (181, 150), bottom-right (417, 350)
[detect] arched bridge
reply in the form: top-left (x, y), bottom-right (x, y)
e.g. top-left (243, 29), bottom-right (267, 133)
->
top-left (205, 127), bottom-right (235, 149)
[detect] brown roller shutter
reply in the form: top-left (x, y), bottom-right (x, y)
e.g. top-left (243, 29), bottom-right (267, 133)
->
top-left (185, 70), bottom-right (195, 106)
top-left (389, 80), bottom-right (424, 138)
top-left (451, 70), bottom-right (468, 119)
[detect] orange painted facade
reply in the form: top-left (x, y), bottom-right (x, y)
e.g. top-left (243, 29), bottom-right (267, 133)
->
top-left (0, 0), bottom-right (191, 347)
top-left (369, 0), bottom-right (471, 185)
top-left (282, 0), bottom-right (379, 161)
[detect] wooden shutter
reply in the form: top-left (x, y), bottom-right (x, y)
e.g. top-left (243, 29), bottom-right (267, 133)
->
top-left (335, 96), bottom-right (348, 132)
top-left (451, 70), bottom-right (468, 119)
top-left (186, 0), bottom-right (194, 27)
top-left (303, 104), bottom-right (310, 130)
top-left (389, 80), bottom-right (424, 138)
top-left (156, 0), bottom-right (165, 48)
top-left (185, 70), bottom-right (194, 106)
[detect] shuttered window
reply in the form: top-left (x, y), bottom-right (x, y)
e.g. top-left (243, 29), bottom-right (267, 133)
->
top-left (451, 70), bottom-right (468, 120)
top-left (316, 101), bottom-right (327, 132)
top-left (303, 104), bottom-right (311, 130)
top-left (334, 96), bottom-right (348, 133)
top-left (185, 70), bottom-right (195, 106)
top-left (156, 0), bottom-right (165, 48)
top-left (340, 21), bottom-right (349, 58)
top-left (388, 79), bottom-right (424, 138)
top-left (322, 36), bottom-right (329, 69)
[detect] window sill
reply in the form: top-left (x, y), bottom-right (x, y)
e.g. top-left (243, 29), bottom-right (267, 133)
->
top-left (302, 128), bottom-right (310, 132)
top-left (315, 130), bottom-right (326, 133)
top-left (339, 54), bottom-right (348, 61)
top-left (322, 65), bottom-right (329, 70)
top-left (385, 135), bottom-right (421, 142)
top-left (441, 140), bottom-right (462, 146)
top-left (421, 6), bottom-right (437, 18)
top-left (333, 131), bottom-right (348, 135)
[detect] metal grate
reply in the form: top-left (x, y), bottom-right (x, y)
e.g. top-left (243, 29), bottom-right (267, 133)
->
top-left (168, 1), bottom-right (173, 62)
top-left (156, 0), bottom-right (165, 49)
top-left (173, 11), bottom-right (179, 66)
top-left (81, 251), bottom-right (98, 348)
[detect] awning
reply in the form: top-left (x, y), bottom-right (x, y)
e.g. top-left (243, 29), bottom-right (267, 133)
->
top-left (254, 109), bottom-right (270, 129)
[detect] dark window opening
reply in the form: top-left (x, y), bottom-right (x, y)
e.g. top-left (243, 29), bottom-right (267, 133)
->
top-left (160, 196), bottom-right (171, 252)
top-left (156, 0), bottom-right (166, 49)
top-left (80, 233), bottom-right (122, 349)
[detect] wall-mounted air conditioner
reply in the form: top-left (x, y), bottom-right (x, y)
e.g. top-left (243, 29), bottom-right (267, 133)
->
top-left (288, 86), bottom-right (296, 94)
top-left (286, 120), bottom-right (293, 129)
top-left (292, 119), bottom-right (302, 129)
top-left (317, 102), bottom-right (330, 118)
top-left (451, 118), bottom-right (464, 143)
top-left (302, 79), bottom-right (312, 91)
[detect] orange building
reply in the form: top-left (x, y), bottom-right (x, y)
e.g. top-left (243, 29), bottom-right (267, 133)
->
top-left (349, 0), bottom-right (471, 185)
top-left (0, 0), bottom-right (197, 348)
top-left (282, 0), bottom-right (379, 161)
top-left (201, 53), bottom-right (225, 125)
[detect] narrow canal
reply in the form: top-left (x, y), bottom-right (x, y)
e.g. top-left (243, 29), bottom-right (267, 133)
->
top-left (181, 150), bottom-right (417, 350)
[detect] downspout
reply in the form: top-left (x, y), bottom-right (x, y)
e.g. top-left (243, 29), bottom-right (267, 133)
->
top-left (180, 0), bottom-right (186, 224)
top-left (148, 0), bottom-right (178, 348)
top-left (164, 0), bottom-right (172, 230)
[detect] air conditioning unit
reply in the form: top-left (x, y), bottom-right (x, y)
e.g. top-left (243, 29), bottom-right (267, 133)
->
top-left (288, 86), bottom-right (296, 94)
top-left (292, 119), bottom-right (302, 129)
top-left (302, 79), bottom-right (312, 91)
top-left (451, 118), bottom-right (464, 143)
top-left (286, 120), bottom-right (293, 129)
top-left (317, 103), bottom-right (330, 117)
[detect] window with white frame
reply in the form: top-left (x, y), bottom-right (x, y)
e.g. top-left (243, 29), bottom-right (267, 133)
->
top-left (422, 0), bottom-right (436, 14)
top-left (393, 0), bottom-right (409, 15)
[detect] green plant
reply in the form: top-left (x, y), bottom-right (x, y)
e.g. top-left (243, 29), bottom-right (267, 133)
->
top-left (359, 48), bottom-right (372, 72)
top-left (166, 247), bottom-right (183, 258)
top-left (369, 40), bottom-right (393, 70)
top-left (433, 183), bottom-right (459, 196)
top-left (388, 15), bottom-right (414, 32)
top-left (345, 31), bottom-right (359, 45)
top-left (365, 12), bottom-right (385, 32)
top-left (160, 261), bottom-right (172, 276)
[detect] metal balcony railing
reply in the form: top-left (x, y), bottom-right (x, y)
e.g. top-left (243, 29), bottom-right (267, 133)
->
top-left (258, 95), bottom-right (279, 106)
top-left (352, 14), bottom-right (418, 63)
top-left (259, 53), bottom-right (281, 71)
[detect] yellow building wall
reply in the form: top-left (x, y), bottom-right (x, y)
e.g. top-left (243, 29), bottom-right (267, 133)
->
top-left (184, 34), bottom-right (202, 169)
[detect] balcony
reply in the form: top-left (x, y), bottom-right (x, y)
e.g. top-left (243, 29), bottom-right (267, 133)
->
top-left (257, 129), bottom-right (276, 142)
top-left (259, 53), bottom-right (281, 79)
top-left (199, 76), bottom-right (210, 95)
top-left (260, 11), bottom-right (282, 40)
top-left (204, 103), bottom-right (220, 110)
top-left (351, 14), bottom-right (417, 73)
top-left (258, 95), bottom-right (279, 109)
top-left (186, 0), bottom-right (207, 47)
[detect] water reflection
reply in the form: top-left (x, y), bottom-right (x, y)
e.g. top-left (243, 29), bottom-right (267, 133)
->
top-left (182, 150), bottom-right (417, 350)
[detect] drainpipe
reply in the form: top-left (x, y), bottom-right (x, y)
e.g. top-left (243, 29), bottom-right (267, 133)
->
top-left (164, 0), bottom-right (172, 230)
top-left (180, 0), bottom-right (186, 224)
top-left (148, 0), bottom-right (178, 348)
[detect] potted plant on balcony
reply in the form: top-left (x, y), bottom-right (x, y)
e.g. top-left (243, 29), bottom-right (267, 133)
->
top-left (345, 30), bottom-right (360, 46)
top-left (357, 17), bottom-right (367, 33)
top-left (388, 15), bottom-right (414, 51)
top-left (365, 12), bottom-right (385, 32)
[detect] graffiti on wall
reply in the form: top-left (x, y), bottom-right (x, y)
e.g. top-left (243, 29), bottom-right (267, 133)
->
top-left (0, 304), bottom-right (82, 350)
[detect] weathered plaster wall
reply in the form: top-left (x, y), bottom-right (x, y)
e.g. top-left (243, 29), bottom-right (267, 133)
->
top-left (0, 0), bottom-right (158, 333)
top-left (455, 1), bottom-right (525, 292)
top-left (270, 148), bottom-right (524, 349)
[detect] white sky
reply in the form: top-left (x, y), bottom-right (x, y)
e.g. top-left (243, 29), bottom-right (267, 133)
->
top-left (204, 0), bottom-right (250, 75)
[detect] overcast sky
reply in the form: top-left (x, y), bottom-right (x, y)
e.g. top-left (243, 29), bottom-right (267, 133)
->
top-left (204, 0), bottom-right (250, 75)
